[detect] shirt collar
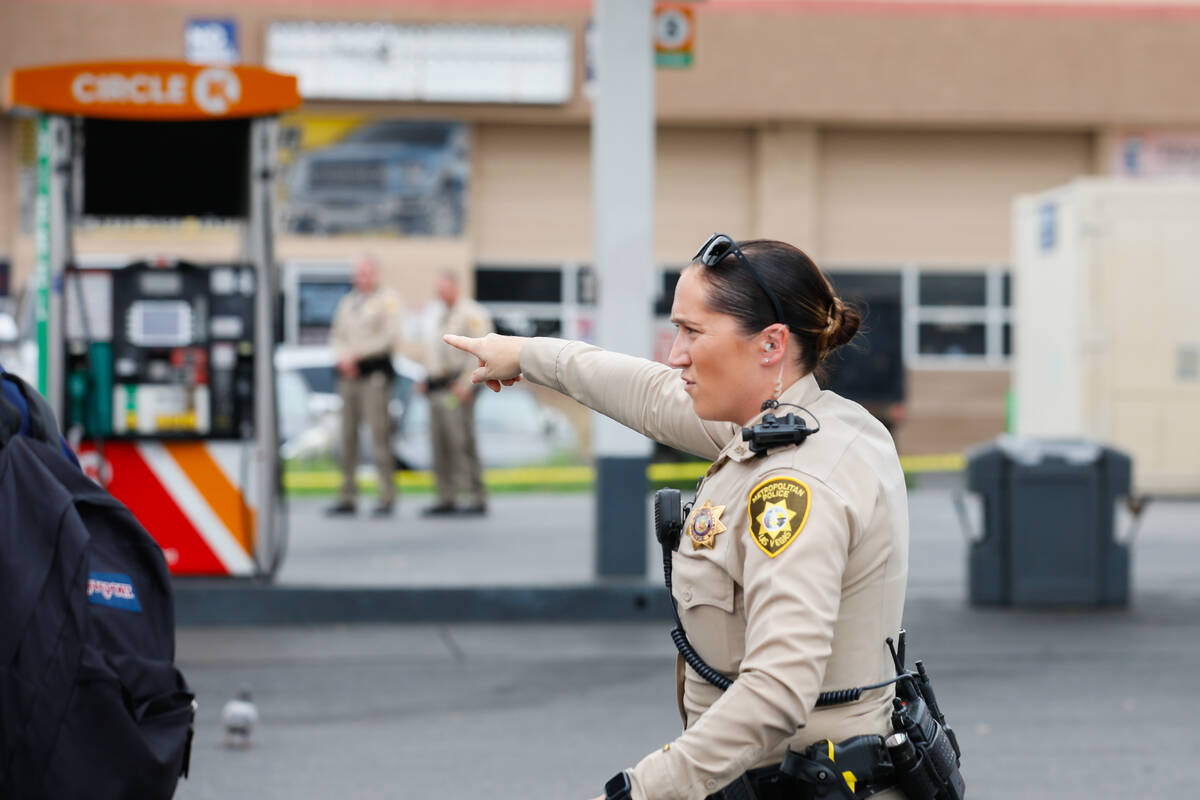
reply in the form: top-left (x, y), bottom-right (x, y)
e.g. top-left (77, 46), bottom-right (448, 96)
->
top-left (720, 373), bottom-right (823, 464)
top-left (775, 372), bottom-right (823, 410)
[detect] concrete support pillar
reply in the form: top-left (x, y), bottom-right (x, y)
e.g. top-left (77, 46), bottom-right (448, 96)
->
top-left (0, 118), bottom-right (14, 283)
top-left (42, 116), bottom-right (71, 410)
top-left (246, 117), bottom-right (282, 574)
top-left (591, 0), bottom-right (655, 578)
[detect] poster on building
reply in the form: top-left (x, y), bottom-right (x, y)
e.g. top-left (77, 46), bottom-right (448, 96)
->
top-left (266, 22), bottom-right (572, 105)
top-left (1113, 130), bottom-right (1200, 179)
top-left (277, 114), bottom-right (469, 237)
top-left (184, 19), bottom-right (240, 65)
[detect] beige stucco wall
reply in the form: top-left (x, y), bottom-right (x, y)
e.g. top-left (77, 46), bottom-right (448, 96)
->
top-left (897, 368), bottom-right (1011, 455)
top-left (817, 130), bottom-right (1094, 266)
top-left (472, 123), bottom-right (1094, 267)
top-left (655, 126), bottom-right (754, 262)
top-left (59, 227), bottom-right (469, 299)
top-left (472, 124), bottom-right (592, 264)
top-left (472, 123), bottom-right (757, 266)
top-left (7, 1), bottom-right (1200, 126)
top-left (277, 235), bottom-right (472, 304)
top-left (6, 0), bottom-right (1198, 456)
top-left (657, 7), bottom-right (1200, 127)
top-left (751, 124), bottom-right (820, 249)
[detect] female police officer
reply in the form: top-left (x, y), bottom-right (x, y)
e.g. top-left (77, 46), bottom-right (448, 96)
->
top-left (445, 235), bottom-right (908, 800)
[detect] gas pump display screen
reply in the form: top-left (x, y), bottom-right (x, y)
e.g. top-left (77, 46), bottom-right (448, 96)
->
top-left (128, 301), bottom-right (193, 347)
top-left (82, 118), bottom-right (250, 218)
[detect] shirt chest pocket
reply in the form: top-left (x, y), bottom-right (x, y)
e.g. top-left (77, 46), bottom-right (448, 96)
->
top-left (671, 552), bottom-right (744, 673)
top-left (362, 307), bottom-right (386, 333)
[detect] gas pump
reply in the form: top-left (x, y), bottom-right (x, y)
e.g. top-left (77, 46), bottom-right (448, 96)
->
top-left (67, 262), bottom-right (257, 439)
top-left (5, 61), bottom-right (301, 577)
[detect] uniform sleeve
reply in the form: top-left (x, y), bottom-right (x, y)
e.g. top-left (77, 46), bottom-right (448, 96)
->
top-left (519, 338), bottom-right (733, 460)
top-left (628, 470), bottom-right (855, 800)
top-left (329, 296), bottom-right (352, 356)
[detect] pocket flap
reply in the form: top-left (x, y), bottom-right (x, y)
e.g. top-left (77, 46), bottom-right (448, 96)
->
top-left (671, 553), bottom-right (735, 613)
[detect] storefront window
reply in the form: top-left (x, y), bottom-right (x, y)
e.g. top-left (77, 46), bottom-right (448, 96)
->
top-left (654, 270), bottom-right (682, 316)
top-left (906, 267), bottom-right (1011, 366)
top-left (476, 268), bottom-right (562, 303)
top-left (918, 322), bottom-right (987, 356)
top-left (918, 273), bottom-right (987, 306)
top-left (476, 263), bottom-right (590, 341)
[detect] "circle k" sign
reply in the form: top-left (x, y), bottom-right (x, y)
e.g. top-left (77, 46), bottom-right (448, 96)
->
top-left (6, 61), bottom-right (298, 120)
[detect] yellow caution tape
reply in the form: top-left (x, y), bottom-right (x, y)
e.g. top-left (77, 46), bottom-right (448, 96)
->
top-left (283, 453), bottom-right (965, 492)
top-left (899, 453), bottom-right (965, 473)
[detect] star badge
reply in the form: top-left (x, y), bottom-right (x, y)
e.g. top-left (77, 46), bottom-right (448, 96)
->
top-left (688, 499), bottom-right (728, 550)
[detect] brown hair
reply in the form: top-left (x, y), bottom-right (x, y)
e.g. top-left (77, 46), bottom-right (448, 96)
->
top-left (695, 238), bottom-right (861, 373)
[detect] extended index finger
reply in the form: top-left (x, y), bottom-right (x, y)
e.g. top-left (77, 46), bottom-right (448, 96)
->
top-left (443, 333), bottom-right (481, 356)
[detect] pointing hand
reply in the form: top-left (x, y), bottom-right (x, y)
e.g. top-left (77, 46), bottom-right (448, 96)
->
top-left (443, 333), bottom-right (527, 392)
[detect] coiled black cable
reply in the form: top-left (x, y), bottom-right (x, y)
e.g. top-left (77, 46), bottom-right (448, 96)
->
top-left (663, 541), bottom-right (735, 690)
top-left (670, 626), bottom-right (733, 690)
top-left (658, 498), bottom-right (902, 708)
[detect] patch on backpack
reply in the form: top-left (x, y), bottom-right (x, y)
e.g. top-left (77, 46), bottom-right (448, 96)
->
top-left (87, 572), bottom-right (142, 612)
top-left (747, 477), bottom-right (811, 558)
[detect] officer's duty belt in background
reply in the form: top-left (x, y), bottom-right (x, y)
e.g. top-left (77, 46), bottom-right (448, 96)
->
top-left (356, 355), bottom-right (396, 379)
top-left (425, 376), bottom-right (454, 392)
top-left (708, 735), bottom-right (896, 800)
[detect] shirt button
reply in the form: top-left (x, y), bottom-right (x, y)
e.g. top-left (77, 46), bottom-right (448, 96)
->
top-left (682, 587), bottom-right (693, 602)
top-left (706, 779), bottom-right (717, 790)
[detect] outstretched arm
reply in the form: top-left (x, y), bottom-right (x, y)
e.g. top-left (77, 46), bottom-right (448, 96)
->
top-left (444, 334), bottom-right (732, 460)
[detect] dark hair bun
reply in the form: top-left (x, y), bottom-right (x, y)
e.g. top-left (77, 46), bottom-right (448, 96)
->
top-left (819, 298), bottom-right (861, 357)
top-left (833, 300), bottom-right (861, 349)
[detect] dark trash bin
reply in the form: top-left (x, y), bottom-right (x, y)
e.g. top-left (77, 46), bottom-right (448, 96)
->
top-left (963, 437), bottom-right (1132, 607)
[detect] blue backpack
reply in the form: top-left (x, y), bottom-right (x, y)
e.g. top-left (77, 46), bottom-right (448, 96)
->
top-left (0, 370), bottom-right (195, 799)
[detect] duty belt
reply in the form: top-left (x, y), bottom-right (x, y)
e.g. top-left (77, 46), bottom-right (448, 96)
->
top-left (356, 354), bottom-right (396, 379)
top-left (708, 735), bottom-right (896, 800)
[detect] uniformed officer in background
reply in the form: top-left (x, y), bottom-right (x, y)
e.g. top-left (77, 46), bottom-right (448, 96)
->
top-left (446, 235), bottom-right (912, 800)
top-left (422, 270), bottom-right (493, 516)
top-left (327, 254), bottom-right (404, 517)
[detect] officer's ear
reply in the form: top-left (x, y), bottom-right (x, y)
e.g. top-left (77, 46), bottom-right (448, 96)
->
top-left (758, 324), bottom-right (789, 358)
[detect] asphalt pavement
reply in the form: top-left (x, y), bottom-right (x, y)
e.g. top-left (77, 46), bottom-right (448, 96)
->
top-left (172, 482), bottom-right (1200, 799)
top-left (271, 478), bottom-right (990, 592)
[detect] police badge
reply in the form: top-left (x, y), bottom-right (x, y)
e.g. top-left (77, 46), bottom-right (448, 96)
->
top-left (688, 499), bottom-right (727, 549)
top-left (747, 477), bottom-right (811, 557)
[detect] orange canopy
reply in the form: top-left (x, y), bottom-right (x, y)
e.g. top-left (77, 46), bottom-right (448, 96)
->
top-left (5, 61), bottom-right (300, 120)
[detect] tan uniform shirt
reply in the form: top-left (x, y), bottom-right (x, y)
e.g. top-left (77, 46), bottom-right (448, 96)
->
top-left (426, 296), bottom-right (493, 382)
top-left (520, 339), bottom-right (909, 800)
top-left (329, 287), bottom-right (403, 362)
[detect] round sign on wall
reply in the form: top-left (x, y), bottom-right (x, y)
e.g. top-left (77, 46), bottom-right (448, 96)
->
top-left (655, 4), bottom-right (695, 68)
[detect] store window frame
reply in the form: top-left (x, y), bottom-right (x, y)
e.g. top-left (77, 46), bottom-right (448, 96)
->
top-left (903, 266), bottom-right (1011, 369)
top-left (474, 261), bottom-right (594, 341)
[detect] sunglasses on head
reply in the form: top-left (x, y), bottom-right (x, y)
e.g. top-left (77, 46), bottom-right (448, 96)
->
top-left (692, 233), bottom-right (784, 325)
